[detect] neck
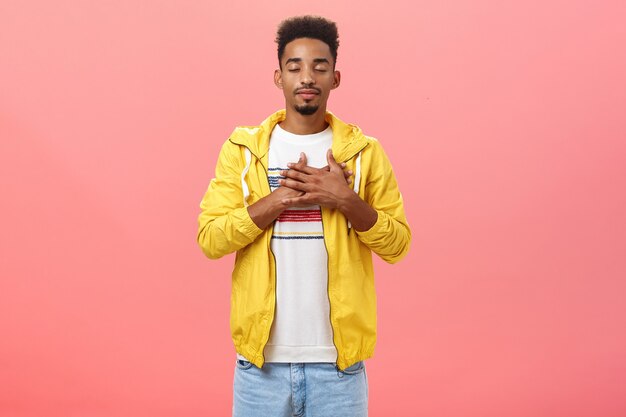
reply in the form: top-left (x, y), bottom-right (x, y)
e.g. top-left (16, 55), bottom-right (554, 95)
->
top-left (279, 105), bottom-right (329, 135)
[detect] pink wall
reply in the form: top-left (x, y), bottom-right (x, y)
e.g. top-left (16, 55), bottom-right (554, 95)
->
top-left (1, 1), bottom-right (625, 416)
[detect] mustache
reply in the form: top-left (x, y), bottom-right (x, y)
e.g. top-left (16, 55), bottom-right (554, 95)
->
top-left (294, 86), bottom-right (321, 94)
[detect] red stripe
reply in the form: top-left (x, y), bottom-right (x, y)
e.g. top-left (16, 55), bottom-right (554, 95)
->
top-left (277, 215), bottom-right (321, 219)
top-left (276, 218), bottom-right (321, 222)
top-left (277, 209), bottom-right (322, 222)
top-left (281, 210), bottom-right (320, 215)
top-left (277, 213), bottom-right (321, 222)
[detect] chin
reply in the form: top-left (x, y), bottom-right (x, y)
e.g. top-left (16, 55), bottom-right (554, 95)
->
top-left (294, 104), bottom-right (320, 116)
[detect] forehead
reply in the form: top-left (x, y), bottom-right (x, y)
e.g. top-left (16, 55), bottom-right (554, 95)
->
top-left (282, 38), bottom-right (333, 63)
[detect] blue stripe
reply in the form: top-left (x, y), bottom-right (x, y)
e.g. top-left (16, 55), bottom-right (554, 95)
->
top-left (268, 175), bottom-right (285, 189)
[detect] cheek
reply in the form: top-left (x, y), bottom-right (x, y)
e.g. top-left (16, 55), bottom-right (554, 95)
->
top-left (283, 80), bottom-right (298, 92)
top-left (323, 77), bottom-right (337, 88)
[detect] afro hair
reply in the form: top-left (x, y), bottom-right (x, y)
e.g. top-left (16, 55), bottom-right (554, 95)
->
top-left (275, 15), bottom-right (339, 68)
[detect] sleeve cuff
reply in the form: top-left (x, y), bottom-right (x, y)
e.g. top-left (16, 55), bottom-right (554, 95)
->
top-left (354, 209), bottom-right (385, 241)
top-left (238, 206), bottom-right (264, 240)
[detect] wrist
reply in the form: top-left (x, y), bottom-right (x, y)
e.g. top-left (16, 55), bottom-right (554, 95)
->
top-left (248, 193), bottom-right (287, 230)
top-left (337, 190), bottom-right (360, 214)
top-left (337, 191), bottom-right (378, 231)
top-left (266, 192), bottom-right (288, 217)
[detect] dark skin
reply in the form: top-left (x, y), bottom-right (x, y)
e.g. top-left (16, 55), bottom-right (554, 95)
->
top-left (247, 37), bottom-right (378, 231)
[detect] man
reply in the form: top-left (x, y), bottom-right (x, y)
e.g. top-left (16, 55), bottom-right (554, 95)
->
top-left (197, 15), bottom-right (410, 417)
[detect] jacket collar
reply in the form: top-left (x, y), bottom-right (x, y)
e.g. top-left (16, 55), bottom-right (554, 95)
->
top-left (228, 109), bottom-right (369, 163)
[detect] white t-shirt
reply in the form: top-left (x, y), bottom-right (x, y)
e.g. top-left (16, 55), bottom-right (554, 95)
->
top-left (237, 123), bottom-right (337, 363)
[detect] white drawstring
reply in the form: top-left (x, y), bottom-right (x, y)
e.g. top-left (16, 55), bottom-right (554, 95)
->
top-left (347, 151), bottom-right (363, 230)
top-left (353, 152), bottom-right (362, 195)
top-left (241, 148), bottom-right (252, 206)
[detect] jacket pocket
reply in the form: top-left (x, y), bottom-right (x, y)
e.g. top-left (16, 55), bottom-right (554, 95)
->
top-left (336, 360), bottom-right (365, 376)
top-left (235, 358), bottom-right (254, 370)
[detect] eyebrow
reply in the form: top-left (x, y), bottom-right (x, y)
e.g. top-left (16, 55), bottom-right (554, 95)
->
top-left (285, 57), bottom-right (331, 65)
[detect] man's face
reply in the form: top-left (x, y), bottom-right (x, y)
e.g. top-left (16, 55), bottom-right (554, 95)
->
top-left (274, 37), bottom-right (341, 116)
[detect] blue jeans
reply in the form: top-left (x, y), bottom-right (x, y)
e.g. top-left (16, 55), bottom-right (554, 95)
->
top-left (232, 359), bottom-right (368, 417)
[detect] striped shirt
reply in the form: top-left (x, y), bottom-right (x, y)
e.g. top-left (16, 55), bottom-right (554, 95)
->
top-left (262, 122), bottom-right (337, 362)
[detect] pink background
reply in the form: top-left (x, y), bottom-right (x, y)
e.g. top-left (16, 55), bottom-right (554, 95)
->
top-left (1, 0), bottom-right (625, 416)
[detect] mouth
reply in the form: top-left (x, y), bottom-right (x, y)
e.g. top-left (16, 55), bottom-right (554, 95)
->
top-left (296, 89), bottom-right (320, 100)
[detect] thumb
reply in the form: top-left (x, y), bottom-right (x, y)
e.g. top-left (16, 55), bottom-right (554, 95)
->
top-left (327, 149), bottom-right (339, 171)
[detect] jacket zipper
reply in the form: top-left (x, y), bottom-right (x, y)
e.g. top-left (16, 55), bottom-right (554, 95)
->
top-left (248, 145), bottom-right (275, 366)
top-left (320, 208), bottom-right (340, 365)
top-left (326, 145), bottom-right (369, 367)
top-left (263, 166), bottom-right (276, 367)
top-left (264, 223), bottom-right (276, 366)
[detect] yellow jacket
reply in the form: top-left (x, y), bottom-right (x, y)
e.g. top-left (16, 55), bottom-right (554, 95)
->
top-left (197, 109), bottom-right (411, 370)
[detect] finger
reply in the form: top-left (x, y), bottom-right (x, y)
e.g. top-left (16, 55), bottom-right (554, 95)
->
top-left (322, 164), bottom-right (351, 176)
top-left (290, 153), bottom-right (304, 169)
top-left (286, 152), bottom-right (306, 170)
top-left (281, 169), bottom-right (306, 182)
top-left (327, 149), bottom-right (341, 172)
top-left (294, 152), bottom-right (308, 170)
top-left (279, 178), bottom-right (310, 192)
top-left (281, 190), bottom-right (305, 201)
top-left (285, 163), bottom-right (320, 175)
top-left (281, 195), bottom-right (310, 206)
top-left (321, 163), bottom-right (346, 169)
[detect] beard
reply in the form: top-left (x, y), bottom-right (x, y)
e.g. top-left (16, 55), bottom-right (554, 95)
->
top-left (294, 103), bottom-right (319, 115)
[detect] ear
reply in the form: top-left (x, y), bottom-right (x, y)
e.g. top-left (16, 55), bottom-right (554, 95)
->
top-left (331, 70), bottom-right (341, 90)
top-left (274, 69), bottom-right (283, 89)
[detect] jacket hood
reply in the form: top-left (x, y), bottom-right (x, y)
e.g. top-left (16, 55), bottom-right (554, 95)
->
top-left (228, 109), bottom-right (370, 162)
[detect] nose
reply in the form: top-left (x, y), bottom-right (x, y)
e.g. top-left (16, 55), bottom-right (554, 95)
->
top-left (300, 67), bottom-right (315, 86)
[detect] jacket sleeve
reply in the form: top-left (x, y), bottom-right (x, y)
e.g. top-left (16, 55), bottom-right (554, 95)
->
top-left (355, 139), bottom-right (411, 264)
top-left (196, 139), bottom-right (264, 259)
